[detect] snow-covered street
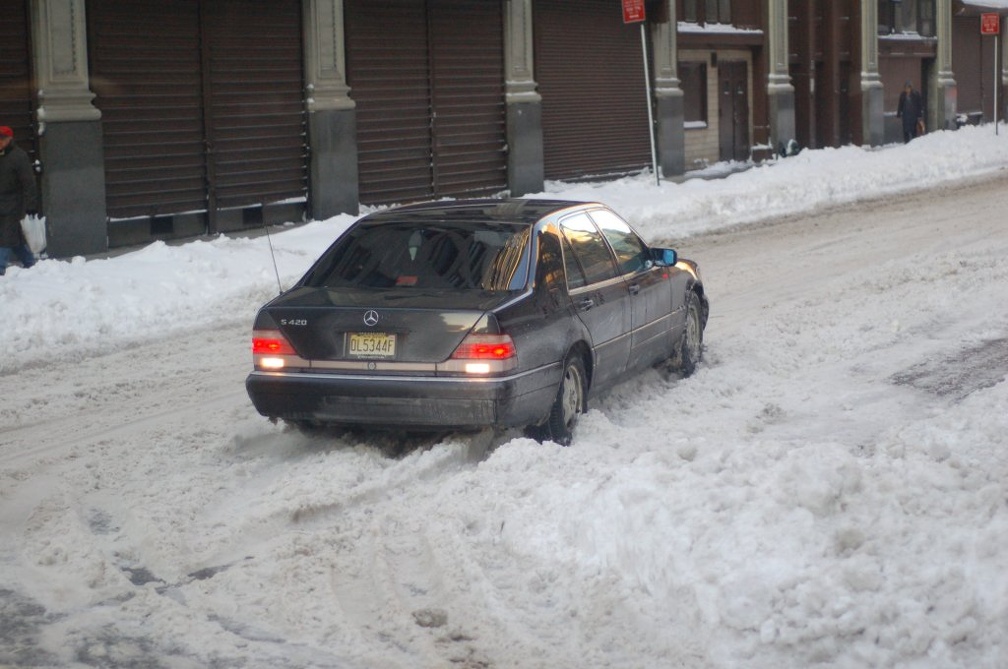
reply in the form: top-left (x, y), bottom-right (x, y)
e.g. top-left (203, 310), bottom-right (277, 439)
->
top-left (2, 127), bottom-right (1007, 668)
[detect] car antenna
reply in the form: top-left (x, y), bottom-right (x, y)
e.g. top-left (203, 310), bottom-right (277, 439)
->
top-left (263, 222), bottom-right (284, 295)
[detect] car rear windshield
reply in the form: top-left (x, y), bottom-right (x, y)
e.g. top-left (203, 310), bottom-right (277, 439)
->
top-left (303, 221), bottom-right (532, 292)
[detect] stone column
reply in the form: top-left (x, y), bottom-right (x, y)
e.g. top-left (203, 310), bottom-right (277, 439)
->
top-left (31, 0), bottom-right (107, 257)
top-left (303, 0), bottom-right (358, 217)
top-left (504, 0), bottom-right (544, 196)
top-left (859, 0), bottom-right (884, 146)
top-left (651, 1), bottom-right (684, 177)
top-left (766, 0), bottom-right (796, 153)
top-left (930, 0), bottom-right (957, 131)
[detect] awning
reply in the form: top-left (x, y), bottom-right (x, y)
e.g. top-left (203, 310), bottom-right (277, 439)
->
top-left (955, 0), bottom-right (1008, 16)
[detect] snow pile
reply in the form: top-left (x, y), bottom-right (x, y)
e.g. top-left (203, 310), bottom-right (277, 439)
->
top-left (1, 123), bottom-right (1007, 668)
top-left (2, 125), bottom-right (1006, 372)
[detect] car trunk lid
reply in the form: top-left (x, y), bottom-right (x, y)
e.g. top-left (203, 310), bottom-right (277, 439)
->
top-left (262, 287), bottom-right (519, 363)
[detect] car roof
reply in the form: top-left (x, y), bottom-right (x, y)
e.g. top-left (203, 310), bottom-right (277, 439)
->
top-left (358, 198), bottom-right (599, 227)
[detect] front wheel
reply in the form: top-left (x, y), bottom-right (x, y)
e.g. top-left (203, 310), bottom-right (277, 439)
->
top-left (678, 291), bottom-right (703, 377)
top-left (545, 355), bottom-right (587, 446)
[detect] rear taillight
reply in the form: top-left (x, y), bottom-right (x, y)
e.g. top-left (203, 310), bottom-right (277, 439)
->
top-left (451, 334), bottom-right (516, 361)
top-left (252, 330), bottom-right (297, 369)
top-left (447, 334), bottom-right (517, 374)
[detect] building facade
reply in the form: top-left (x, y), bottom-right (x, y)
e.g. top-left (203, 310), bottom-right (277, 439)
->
top-left (0, 0), bottom-right (1004, 258)
top-left (787, 0), bottom-right (1007, 149)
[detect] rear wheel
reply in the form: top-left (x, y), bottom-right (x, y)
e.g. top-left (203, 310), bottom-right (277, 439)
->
top-left (546, 355), bottom-right (587, 446)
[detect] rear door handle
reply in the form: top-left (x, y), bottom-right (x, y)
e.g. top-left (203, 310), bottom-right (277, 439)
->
top-left (629, 284), bottom-right (640, 296)
top-left (577, 298), bottom-right (595, 311)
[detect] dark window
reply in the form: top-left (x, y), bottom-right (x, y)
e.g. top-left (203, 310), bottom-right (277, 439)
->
top-left (682, 0), bottom-right (698, 22)
top-left (879, 0), bottom-right (932, 34)
top-left (305, 222), bottom-right (531, 291)
top-left (680, 62), bottom-right (708, 124)
top-left (878, 0), bottom-right (898, 34)
top-left (704, 0), bottom-right (717, 22)
top-left (720, 0), bottom-right (732, 23)
top-left (901, 0), bottom-right (918, 32)
top-left (705, 0), bottom-right (731, 24)
top-left (918, 0), bottom-right (934, 36)
top-left (589, 209), bottom-right (649, 274)
top-left (684, 0), bottom-right (730, 25)
top-left (560, 213), bottom-right (619, 287)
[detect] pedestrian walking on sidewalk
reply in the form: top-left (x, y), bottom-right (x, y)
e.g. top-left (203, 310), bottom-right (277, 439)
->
top-left (0, 125), bottom-right (39, 275)
top-left (897, 81), bottom-right (925, 143)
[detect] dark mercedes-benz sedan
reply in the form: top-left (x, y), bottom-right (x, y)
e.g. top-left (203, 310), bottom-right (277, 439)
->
top-left (245, 199), bottom-right (708, 444)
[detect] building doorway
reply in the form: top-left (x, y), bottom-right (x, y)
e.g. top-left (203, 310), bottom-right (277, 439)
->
top-left (718, 61), bottom-right (750, 162)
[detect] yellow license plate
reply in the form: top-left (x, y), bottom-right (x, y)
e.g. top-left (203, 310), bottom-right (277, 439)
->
top-left (347, 332), bottom-right (397, 358)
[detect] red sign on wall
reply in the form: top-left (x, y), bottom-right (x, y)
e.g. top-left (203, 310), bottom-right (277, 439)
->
top-left (981, 13), bottom-right (1000, 35)
top-left (622, 0), bottom-right (646, 24)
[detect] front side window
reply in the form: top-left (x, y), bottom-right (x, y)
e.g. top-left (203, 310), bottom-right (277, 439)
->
top-left (304, 222), bottom-right (531, 291)
top-left (589, 209), bottom-right (649, 275)
top-left (560, 213), bottom-right (618, 287)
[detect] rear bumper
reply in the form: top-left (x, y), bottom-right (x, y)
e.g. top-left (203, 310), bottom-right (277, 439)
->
top-left (246, 365), bottom-right (559, 430)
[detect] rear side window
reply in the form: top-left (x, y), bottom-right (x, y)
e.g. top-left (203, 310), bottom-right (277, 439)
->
top-left (535, 230), bottom-right (565, 292)
top-left (560, 213), bottom-right (619, 287)
top-left (304, 222), bottom-right (532, 291)
top-left (534, 230), bottom-right (567, 309)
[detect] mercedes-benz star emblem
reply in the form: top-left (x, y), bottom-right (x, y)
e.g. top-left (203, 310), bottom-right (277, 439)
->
top-left (363, 310), bottom-right (379, 327)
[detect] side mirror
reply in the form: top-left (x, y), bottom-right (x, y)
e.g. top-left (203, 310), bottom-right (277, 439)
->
top-left (655, 248), bottom-right (677, 266)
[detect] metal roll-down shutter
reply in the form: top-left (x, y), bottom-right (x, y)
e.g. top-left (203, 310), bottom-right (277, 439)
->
top-left (203, 0), bottom-right (307, 214)
top-left (345, 0), bottom-right (506, 206)
top-left (0, 0), bottom-right (36, 160)
top-left (534, 0), bottom-right (651, 181)
top-left (89, 0), bottom-right (207, 220)
top-left (88, 0), bottom-right (307, 238)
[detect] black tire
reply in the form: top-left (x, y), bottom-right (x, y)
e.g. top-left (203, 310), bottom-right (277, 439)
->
top-left (678, 291), bottom-right (704, 377)
top-left (545, 355), bottom-right (587, 446)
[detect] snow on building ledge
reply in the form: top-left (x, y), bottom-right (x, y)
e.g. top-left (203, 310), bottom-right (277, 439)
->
top-left (677, 22), bottom-right (763, 36)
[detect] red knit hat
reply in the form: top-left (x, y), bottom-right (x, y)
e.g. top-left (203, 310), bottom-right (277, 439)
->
top-left (0, 126), bottom-right (13, 138)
